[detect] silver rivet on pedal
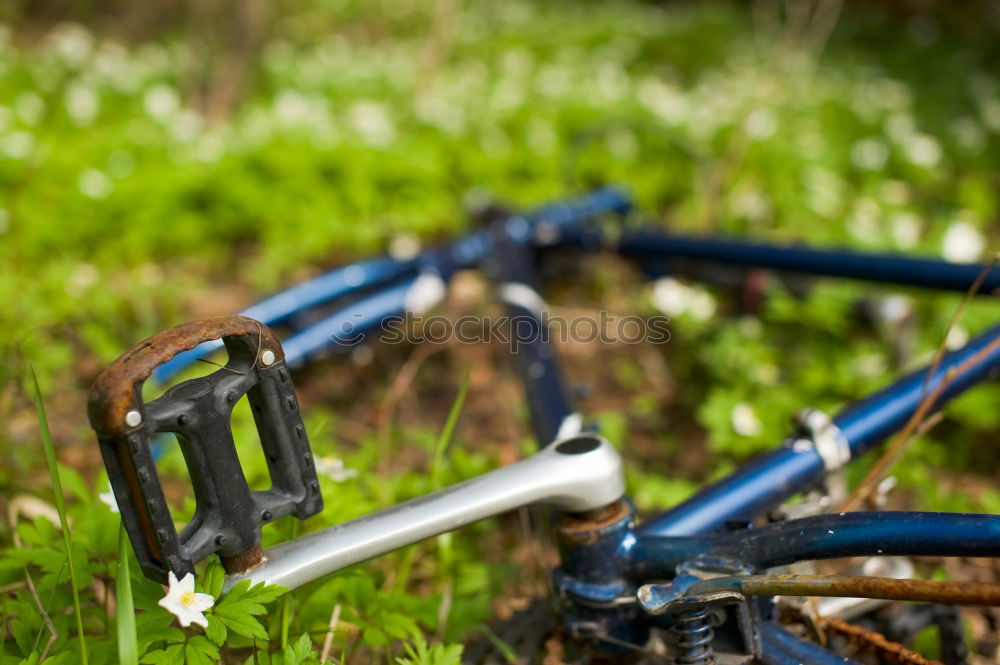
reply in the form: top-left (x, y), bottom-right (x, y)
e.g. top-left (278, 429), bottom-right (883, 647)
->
top-left (125, 410), bottom-right (142, 427)
top-left (260, 350), bottom-right (276, 366)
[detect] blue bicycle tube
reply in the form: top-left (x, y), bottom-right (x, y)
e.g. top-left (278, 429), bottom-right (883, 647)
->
top-left (638, 323), bottom-right (1000, 536)
top-left (758, 622), bottom-right (864, 665)
top-left (153, 256), bottom-right (412, 383)
top-left (608, 230), bottom-right (1000, 293)
top-left (280, 278), bottom-right (417, 369)
top-left (152, 188), bottom-right (632, 383)
top-left (630, 512), bottom-right (1000, 576)
top-left (487, 231), bottom-right (576, 447)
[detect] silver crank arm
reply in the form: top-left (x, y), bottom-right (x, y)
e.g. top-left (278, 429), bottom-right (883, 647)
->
top-left (224, 434), bottom-right (624, 591)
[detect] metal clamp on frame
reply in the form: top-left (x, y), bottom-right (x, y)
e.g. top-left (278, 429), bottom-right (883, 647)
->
top-left (788, 408), bottom-right (851, 472)
top-left (638, 557), bottom-right (762, 665)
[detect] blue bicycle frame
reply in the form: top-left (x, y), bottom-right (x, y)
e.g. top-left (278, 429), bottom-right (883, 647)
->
top-left (154, 188), bottom-right (1000, 664)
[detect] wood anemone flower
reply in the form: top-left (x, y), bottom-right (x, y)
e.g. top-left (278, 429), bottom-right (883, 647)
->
top-left (158, 571), bottom-right (214, 628)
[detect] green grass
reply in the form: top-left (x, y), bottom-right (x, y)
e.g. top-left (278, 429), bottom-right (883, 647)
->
top-left (1, 1), bottom-right (999, 663)
top-left (31, 368), bottom-right (88, 665)
top-left (116, 526), bottom-right (138, 665)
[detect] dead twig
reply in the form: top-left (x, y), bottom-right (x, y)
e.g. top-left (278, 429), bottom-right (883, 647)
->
top-left (319, 604), bottom-right (342, 664)
top-left (840, 255), bottom-right (1000, 511)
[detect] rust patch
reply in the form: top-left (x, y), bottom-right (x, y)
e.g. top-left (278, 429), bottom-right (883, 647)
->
top-left (820, 615), bottom-right (942, 665)
top-left (87, 315), bottom-right (283, 435)
top-left (556, 499), bottom-right (631, 545)
top-left (740, 574), bottom-right (1000, 606)
top-left (221, 544), bottom-right (265, 575)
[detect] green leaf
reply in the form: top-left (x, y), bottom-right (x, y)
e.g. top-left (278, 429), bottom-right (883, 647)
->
top-left (382, 611), bottom-right (419, 640)
top-left (56, 463), bottom-right (91, 503)
top-left (200, 561), bottom-right (225, 599)
top-left (211, 580), bottom-right (286, 642)
top-left (184, 636), bottom-right (220, 665)
top-left (283, 633), bottom-right (319, 665)
top-left (395, 634), bottom-right (464, 665)
top-left (204, 615), bottom-right (226, 647)
top-left (139, 643), bottom-right (183, 665)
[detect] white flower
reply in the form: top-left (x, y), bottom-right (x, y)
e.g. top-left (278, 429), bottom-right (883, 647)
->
top-left (731, 403), bottom-right (762, 437)
top-left (3, 131), bottom-right (34, 159)
top-left (315, 457), bottom-right (358, 483)
top-left (942, 220), bottom-right (984, 263)
top-left (890, 213), bottom-right (920, 250)
top-left (850, 138), bottom-right (889, 171)
top-left (347, 101), bottom-right (396, 147)
top-left (650, 278), bottom-right (716, 321)
top-left (98, 486), bottom-right (119, 513)
top-left (158, 571), bottom-right (214, 628)
top-left (143, 84), bottom-right (180, 121)
top-left (904, 134), bottom-right (942, 168)
top-left (404, 272), bottom-right (446, 315)
top-left (65, 82), bottom-right (99, 125)
top-left (744, 108), bottom-right (776, 140)
top-left (946, 325), bottom-right (969, 350)
top-left (980, 98), bottom-right (1000, 133)
top-left (78, 169), bottom-right (113, 199)
top-left (637, 77), bottom-right (687, 125)
top-left (388, 233), bottom-right (422, 261)
top-left (15, 92), bottom-right (45, 126)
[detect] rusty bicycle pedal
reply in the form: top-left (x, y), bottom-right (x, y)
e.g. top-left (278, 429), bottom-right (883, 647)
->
top-left (88, 315), bottom-right (323, 583)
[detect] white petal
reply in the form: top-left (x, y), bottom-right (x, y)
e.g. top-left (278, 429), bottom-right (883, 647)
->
top-left (190, 592), bottom-right (215, 613)
top-left (731, 403), bottom-right (762, 437)
top-left (176, 572), bottom-right (196, 593)
top-left (942, 221), bottom-right (984, 263)
top-left (98, 490), bottom-right (120, 513)
top-left (176, 606), bottom-right (209, 628)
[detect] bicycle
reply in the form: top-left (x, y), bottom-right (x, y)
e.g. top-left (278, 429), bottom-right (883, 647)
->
top-left (87, 189), bottom-right (1000, 664)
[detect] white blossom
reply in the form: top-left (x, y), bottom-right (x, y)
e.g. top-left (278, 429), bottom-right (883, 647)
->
top-left (851, 138), bottom-right (889, 171)
top-left (946, 325), bottom-right (969, 350)
top-left (15, 92), bottom-right (45, 126)
top-left (78, 169), bottom-right (113, 199)
top-left (950, 117), bottom-right (986, 153)
top-left (941, 220), bottom-right (984, 263)
top-left (65, 82), bottom-right (99, 125)
top-left (980, 98), bottom-right (1000, 133)
top-left (315, 457), bottom-right (358, 483)
top-left (651, 278), bottom-right (716, 321)
top-left (2, 131), bottom-right (34, 159)
top-left (98, 486), bottom-right (119, 513)
top-left (904, 134), bottom-right (942, 168)
top-left (744, 108), bottom-right (776, 140)
top-left (731, 403), bottom-right (762, 437)
top-left (158, 571), bottom-right (214, 628)
top-left (890, 213), bottom-right (920, 250)
top-left (348, 101), bottom-right (396, 147)
top-left (404, 272), bottom-right (446, 315)
top-left (143, 83), bottom-right (180, 121)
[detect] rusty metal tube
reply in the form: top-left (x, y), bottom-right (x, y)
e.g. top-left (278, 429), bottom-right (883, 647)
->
top-left (687, 574), bottom-right (1000, 606)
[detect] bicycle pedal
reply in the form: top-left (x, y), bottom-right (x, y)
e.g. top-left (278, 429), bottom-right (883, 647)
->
top-left (88, 315), bottom-right (323, 584)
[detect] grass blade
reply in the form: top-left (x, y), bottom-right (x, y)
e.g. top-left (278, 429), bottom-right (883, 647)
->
top-left (117, 524), bottom-right (138, 665)
top-left (30, 366), bottom-right (89, 665)
top-left (431, 370), bottom-right (470, 487)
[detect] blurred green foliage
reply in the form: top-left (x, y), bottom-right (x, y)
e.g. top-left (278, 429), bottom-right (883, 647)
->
top-left (2, 0), bottom-right (1000, 662)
